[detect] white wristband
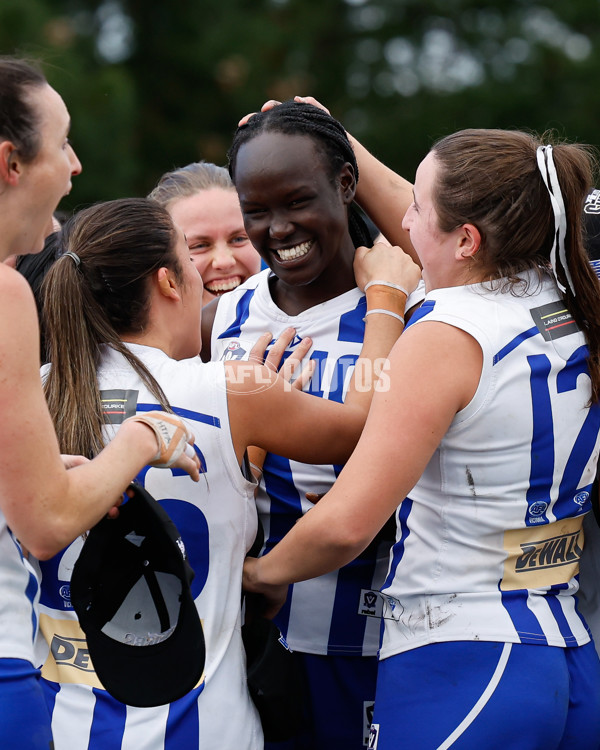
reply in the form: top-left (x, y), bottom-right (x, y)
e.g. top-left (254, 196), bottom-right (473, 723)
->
top-left (363, 309), bottom-right (405, 325)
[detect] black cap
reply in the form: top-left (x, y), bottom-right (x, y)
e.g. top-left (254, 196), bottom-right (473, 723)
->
top-left (70, 482), bottom-right (205, 707)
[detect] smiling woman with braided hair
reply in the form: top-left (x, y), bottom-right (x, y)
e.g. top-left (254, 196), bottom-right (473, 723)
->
top-left (202, 99), bottom-right (422, 750)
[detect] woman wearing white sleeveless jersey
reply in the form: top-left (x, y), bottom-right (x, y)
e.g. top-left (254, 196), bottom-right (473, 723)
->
top-left (0, 58), bottom-right (199, 750)
top-left (36, 197), bottom-right (419, 749)
top-left (243, 127), bottom-right (600, 749)
top-left (203, 100), bottom-right (423, 750)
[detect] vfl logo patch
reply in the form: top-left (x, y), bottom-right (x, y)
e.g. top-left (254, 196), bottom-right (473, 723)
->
top-left (359, 589), bottom-right (382, 618)
top-left (528, 501), bottom-right (549, 523)
top-left (530, 301), bottom-right (579, 341)
top-left (101, 389), bottom-right (139, 424)
top-left (59, 584), bottom-right (71, 606)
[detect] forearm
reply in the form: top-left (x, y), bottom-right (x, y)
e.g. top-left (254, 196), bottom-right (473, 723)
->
top-left (345, 282), bottom-right (406, 411)
top-left (349, 135), bottom-right (418, 263)
top-left (244, 505), bottom-right (369, 589)
top-left (17, 421), bottom-right (159, 559)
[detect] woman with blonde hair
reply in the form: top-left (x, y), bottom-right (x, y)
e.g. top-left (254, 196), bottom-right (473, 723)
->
top-left (149, 160), bottom-right (261, 306)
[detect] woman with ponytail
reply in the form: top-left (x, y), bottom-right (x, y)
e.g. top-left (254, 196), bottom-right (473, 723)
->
top-left (243, 127), bottom-right (600, 749)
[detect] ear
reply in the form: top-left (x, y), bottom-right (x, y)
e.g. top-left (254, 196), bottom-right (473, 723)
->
top-left (455, 223), bottom-right (481, 261)
top-left (0, 141), bottom-right (20, 186)
top-left (156, 267), bottom-right (182, 301)
top-left (338, 162), bottom-right (357, 205)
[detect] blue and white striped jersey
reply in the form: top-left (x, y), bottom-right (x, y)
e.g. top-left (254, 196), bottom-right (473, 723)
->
top-left (0, 515), bottom-right (40, 664)
top-left (212, 269), bottom-right (399, 656)
top-left (36, 344), bottom-right (262, 750)
top-left (379, 270), bottom-right (600, 660)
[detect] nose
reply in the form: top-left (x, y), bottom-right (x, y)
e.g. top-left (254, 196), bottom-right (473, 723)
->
top-left (269, 212), bottom-right (294, 241)
top-left (401, 204), bottom-right (414, 232)
top-left (211, 241), bottom-right (236, 270)
top-left (69, 144), bottom-right (82, 176)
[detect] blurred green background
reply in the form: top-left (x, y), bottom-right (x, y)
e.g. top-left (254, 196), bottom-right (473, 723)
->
top-left (2, 0), bottom-right (599, 212)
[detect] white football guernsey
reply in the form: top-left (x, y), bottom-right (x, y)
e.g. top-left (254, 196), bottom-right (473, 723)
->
top-left (211, 269), bottom-right (422, 657)
top-left (0, 512), bottom-right (41, 663)
top-left (36, 344), bottom-right (262, 750)
top-left (379, 270), bottom-right (600, 660)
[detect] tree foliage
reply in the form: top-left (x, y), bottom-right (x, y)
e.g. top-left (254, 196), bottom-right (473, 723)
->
top-left (2, 0), bottom-right (599, 212)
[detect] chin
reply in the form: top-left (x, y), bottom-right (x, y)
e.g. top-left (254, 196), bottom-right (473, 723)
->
top-left (22, 237), bottom-right (46, 256)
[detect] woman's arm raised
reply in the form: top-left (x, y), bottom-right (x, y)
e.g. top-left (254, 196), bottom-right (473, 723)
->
top-left (227, 241), bottom-right (421, 466)
top-left (242, 319), bottom-right (483, 596)
top-left (0, 268), bottom-right (199, 560)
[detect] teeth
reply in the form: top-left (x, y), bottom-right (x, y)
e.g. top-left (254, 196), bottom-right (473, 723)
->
top-left (206, 276), bottom-right (242, 293)
top-left (276, 241), bottom-right (313, 261)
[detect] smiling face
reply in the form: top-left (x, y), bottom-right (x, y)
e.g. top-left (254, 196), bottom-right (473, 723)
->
top-left (232, 131), bottom-right (357, 308)
top-left (17, 84), bottom-right (81, 254)
top-left (168, 187), bottom-right (261, 307)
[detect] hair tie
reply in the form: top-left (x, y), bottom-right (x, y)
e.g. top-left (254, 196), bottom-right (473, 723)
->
top-left (63, 250), bottom-right (81, 268)
top-left (536, 145), bottom-right (575, 296)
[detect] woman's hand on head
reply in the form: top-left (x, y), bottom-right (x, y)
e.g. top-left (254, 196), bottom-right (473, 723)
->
top-left (293, 95), bottom-right (330, 114)
top-left (354, 242), bottom-right (422, 296)
top-left (238, 95), bottom-right (331, 127)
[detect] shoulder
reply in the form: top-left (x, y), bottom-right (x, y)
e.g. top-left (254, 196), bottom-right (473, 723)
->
top-left (0, 264), bottom-right (39, 342)
top-left (408, 284), bottom-right (504, 348)
top-left (0, 262), bottom-right (35, 304)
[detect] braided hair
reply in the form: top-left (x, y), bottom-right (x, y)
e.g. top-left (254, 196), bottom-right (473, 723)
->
top-left (227, 100), bottom-right (372, 249)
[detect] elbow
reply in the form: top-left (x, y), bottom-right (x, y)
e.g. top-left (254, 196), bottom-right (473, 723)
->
top-left (322, 522), bottom-right (372, 565)
top-left (21, 521), bottom-right (71, 561)
top-left (30, 545), bottom-right (58, 562)
top-left (25, 534), bottom-right (65, 561)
